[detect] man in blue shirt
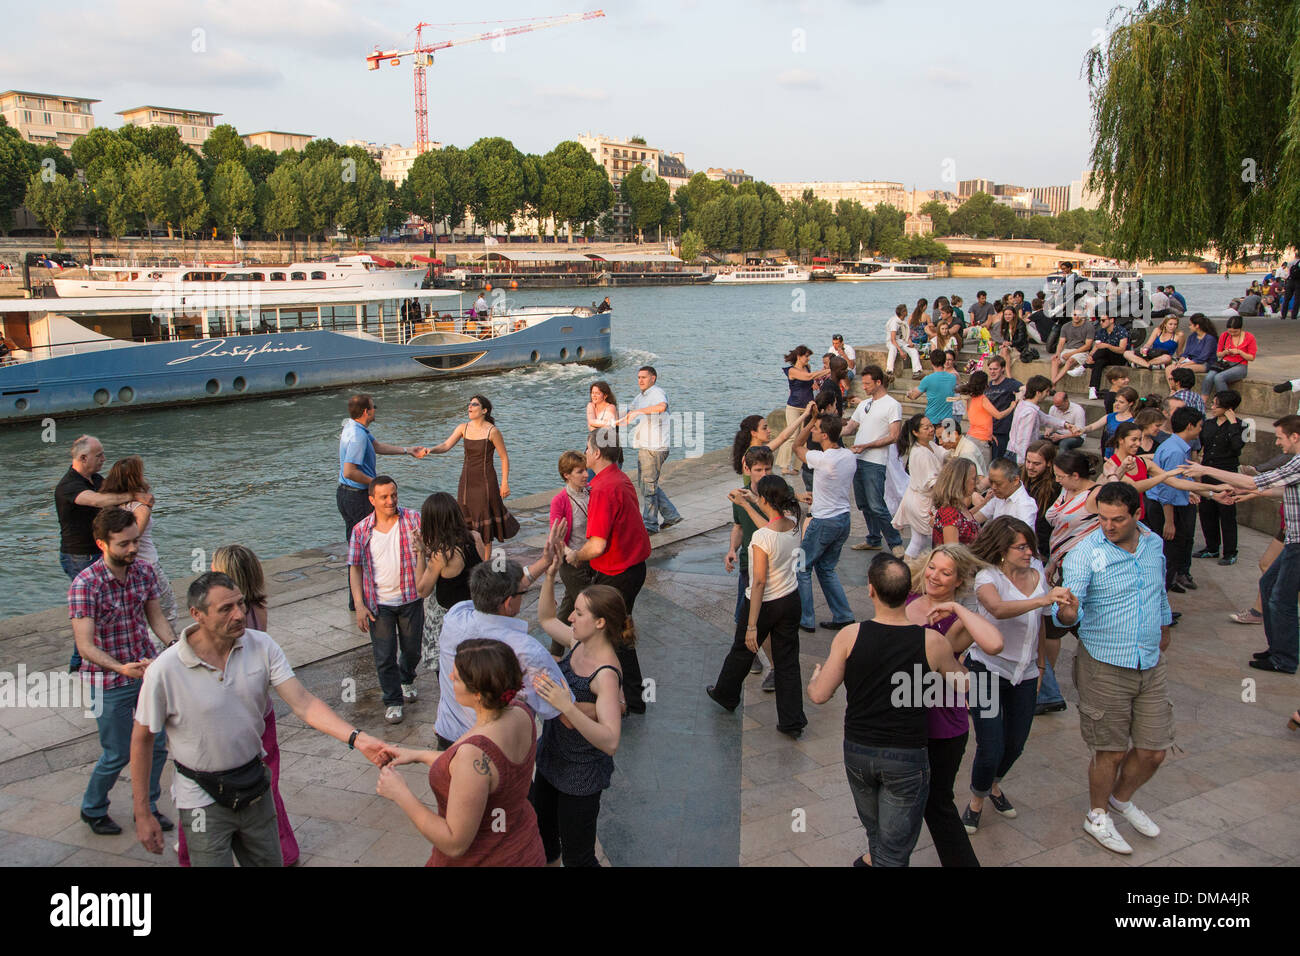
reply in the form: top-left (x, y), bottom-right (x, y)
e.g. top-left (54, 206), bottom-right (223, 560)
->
top-left (1052, 481), bottom-right (1172, 856)
top-left (338, 393), bottom-right (429, 608)
top-left (907, 351), bottom-right (957, 431)
top-left (1143, 407), bottom-right (1204, 592)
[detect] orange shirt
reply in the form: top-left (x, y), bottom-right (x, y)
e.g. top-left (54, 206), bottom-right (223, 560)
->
top-left (967, 395), bottom-right (995, 442)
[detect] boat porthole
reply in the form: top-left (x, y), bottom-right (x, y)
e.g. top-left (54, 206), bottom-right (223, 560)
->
top-left (560, 348), bottom-right (569, 360)
top-left (233, 376), bottom-right (247, 392)
top-left (576, 346), bottom-right (584, 359)
top-left (15, 398), bottom-right (27, 411)
top-left (117, 386), bottom-right (134, 403)
top-left (530, 351), bottom-right (539, 363)
top-left (94, 388), bottom-right (110, 405)
top-left (284, 372), bottom-right (298, 387)
top-left (205, 379), bottom-right (220, 395)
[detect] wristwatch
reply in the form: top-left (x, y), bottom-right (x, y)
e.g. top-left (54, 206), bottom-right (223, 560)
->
top-left (348, 729), bottom-right (361, 749)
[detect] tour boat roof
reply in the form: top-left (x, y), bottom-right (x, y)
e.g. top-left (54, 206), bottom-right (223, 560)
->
top-left (587, 252), bottom-right (684, 263)
top-left (0, 288), bottom-right (461, 315)
top-left (472, 250), bottom-right (596, 263)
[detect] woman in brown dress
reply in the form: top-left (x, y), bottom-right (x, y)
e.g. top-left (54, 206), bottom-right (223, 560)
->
top-left (428, 394), bottom-right (520, 542)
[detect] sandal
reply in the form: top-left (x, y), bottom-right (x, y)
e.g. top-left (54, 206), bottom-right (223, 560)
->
top-left (1289, 711), bottom-right (1300, 732)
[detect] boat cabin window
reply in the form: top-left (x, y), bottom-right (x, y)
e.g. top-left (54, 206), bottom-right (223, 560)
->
top-left (311, 271), bottom-right (326, 280)
top-left (269, 272), bottom-right (286, 281)
top-left (291, 272), bottom-right (306, 280)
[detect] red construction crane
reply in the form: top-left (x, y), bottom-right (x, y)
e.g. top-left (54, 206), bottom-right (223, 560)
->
top-left (367, 11), bottom-right (606, 153)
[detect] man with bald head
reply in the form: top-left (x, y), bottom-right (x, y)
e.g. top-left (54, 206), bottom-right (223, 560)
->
top-left (56, 435), bottom-right (154, 670)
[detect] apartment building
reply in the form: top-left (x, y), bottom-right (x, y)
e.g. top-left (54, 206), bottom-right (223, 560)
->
top-left (117, 105), bottom-right (220, 149)
top-left (0, 90), bottom-right (98, 153)
top-left (771, 180), bottom-right (907, 210)
top-left (704, 167), bottom-right (752, 186)
top-left (242, 130), bottom-right (313, 153)
top-left (576, 132), bottom-right (663, 235)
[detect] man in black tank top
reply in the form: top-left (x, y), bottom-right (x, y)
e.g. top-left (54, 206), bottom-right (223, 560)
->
top-left (807, 555), bottom-right (967, 867)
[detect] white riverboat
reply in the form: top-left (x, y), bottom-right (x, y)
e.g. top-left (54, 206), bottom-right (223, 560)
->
top-left (51, 254), bottom-right (424, 298)
top-left (833, 258), bottom-right (941, 280)
top-left (710, 262), bottom-right (811, 284)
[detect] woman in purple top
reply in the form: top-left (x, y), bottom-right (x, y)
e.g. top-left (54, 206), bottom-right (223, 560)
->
top-left (900, 545), bottom-right (1002, 868)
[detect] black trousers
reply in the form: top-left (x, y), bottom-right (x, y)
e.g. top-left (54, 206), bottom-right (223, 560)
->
top-left (711, 589), bottom-right (806, 735)
top-left (338, 484), bottom-right (374, 610)
top-left (1144, 501), bottom-right (1196, 584)
top-left (592, 562), bottom-right (647, 712)
top-left (529, 773), bottom-right (602, 867)
top-left (991, 429), bottom-right (1011, 460)
top-left (1198, 495), bottom-right (1239, 558)
top-left (924, 732), bottom-right (980, 867)
top-left (1088, 349), bottom-right (1128, 390)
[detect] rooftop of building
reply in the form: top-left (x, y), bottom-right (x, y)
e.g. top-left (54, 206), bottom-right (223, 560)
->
top-left (0, 90), bottom-right (100, 104)
top-left (117, 105), bottom-right (221, 116)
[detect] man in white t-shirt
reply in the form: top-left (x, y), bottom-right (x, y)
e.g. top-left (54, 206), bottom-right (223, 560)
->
top-left (793, 412), bottom-right (857, 634)
top-left (830, 334), bottom-right (857, 382)
top-left (347, 476), bottom-right (424, 724)
top-left (1048, 391), bottom-right (1086, 452)
top-left (884, 312), bottom-right (922, 377)
top-left (620, 365), bottom-right (682, 534)
top-left (976, 458), bottom-right (1039, 527)
top-left (841, 365), bottom-right (904, 554)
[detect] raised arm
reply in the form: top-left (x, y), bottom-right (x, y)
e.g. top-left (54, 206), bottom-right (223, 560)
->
top-left (538, 556), bottom-right (576, 648)
top-left (74, 488), bottom-right (149, 509)
top-left (427, 423), bottom-right (467, 455)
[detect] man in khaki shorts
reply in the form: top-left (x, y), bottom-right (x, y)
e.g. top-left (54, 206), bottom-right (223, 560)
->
top-left (1052, 481), bottom-right (1174, 855)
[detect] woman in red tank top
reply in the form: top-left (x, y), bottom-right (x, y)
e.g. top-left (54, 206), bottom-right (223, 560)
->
top-left (1102, 421), bottom-right (1182, 522)
top-left (377, 639), bottom-right (545, 867)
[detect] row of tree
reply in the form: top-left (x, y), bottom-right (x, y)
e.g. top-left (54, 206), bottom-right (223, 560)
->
top-left (925, 192), bottom-right (1112, 254)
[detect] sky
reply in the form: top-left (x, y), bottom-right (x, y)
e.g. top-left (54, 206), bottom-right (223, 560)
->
top-left (3, 0), bottom-right (1134, 190)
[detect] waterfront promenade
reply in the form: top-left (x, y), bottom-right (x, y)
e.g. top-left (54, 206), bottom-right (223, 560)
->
top-left (2, 433), bottom-right (1298, 866)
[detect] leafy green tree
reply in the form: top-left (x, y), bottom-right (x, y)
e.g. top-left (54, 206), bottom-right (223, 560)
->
top-left (33, 144), bottom-right (75, 178)
top-left (403, 145), bottom-right (473, 234)
top-left (208, 160), bottom-right (256, 246)
top-left (0, 118), bottom-right (36, 233)
top-left (868, 203), bottom-right (906, 253)
top-left (126, 156), bottom-right (166, 243)
top-left (950, 192), bottom-right (996, 237)
top-left (990, 203), bottom-right (1018, 239)
top-left (466, 137), bottom-right (526, 235)
top-left (243, 145), bottom-right (279, 184)
top-left (335, 149), bottom-right (388, 240)
top-left (162, 154), bottom-right (207, 240)
top-left (201, 124), bottom-right (247, 182)
top-left (772, 217), bottom-right (796, 253)
top-left (299, 157), bottom-right (344, 243)
top-left (679, 229), bottom-right (704, 262)
top-left (539, 140), bottom-right (613, 241)
top-left (1086, 0), bottom-right (1300, 261)
top-left (795, 221), bottom-right (821, 261)
top-left (260, 160), bottom-right (300, 251)
top-left (918, 200), bottom-right (951, 236)
top-left (698, 194), bottom-right (739, 251)
top-left (24, 171), bottom-right (82, 240)
top-left (621, 165), bottom-right (671, 240)
top-left (735, 193), bottom-right (763, 254)
top-left (759, 195), bottom-right (785, 250)
top-left (1025, 213), bottom-right (1060, 245)
top-left (675, 172), bottom-right (732, 233)
top-left (119, 125), bottom-right (194, 167)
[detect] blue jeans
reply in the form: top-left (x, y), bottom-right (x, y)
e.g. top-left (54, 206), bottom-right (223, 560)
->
top-left (637, 448), bottom-right (680, 532)
top-left (60, 552), bottom-right (98, 671)
top-left (1260, 542), bottom-right (1300, 673)
top-left (82, 680), bottom-right (167, 819)
top-left (370, 599), bottom-right (424, 706)
top-left (852, 460), bottom-right (901, 548)
top-left (967, 660), bottom-right (1039, 796)
top-left (1200, 361), bottom-right (1248, 397)
top-left (842, 741), bottom-right (930, 867)
top-left (1055, 437), bottom-right (1084, 453)
top-left (797, 512), bottom-right (854, 629)
top-left (1036, 659), bottom-right (1065, 705)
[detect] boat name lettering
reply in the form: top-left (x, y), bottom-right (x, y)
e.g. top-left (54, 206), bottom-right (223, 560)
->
top-left (165, 339), bottom-right (312, 366)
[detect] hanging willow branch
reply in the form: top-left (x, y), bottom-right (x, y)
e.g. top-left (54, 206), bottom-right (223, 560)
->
top-left (1086, 0), bottom-right (1298, 263)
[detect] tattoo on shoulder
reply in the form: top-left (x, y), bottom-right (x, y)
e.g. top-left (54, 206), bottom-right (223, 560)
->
top-left (472, 752), bottom-right (492, 776)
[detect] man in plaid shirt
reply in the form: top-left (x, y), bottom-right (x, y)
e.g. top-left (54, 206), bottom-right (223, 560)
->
top-left (348, 476), bottom-right (425, 724)
top-left (1187, 414), bottom-right (1300, 674)
top-left (70, 507), bottom-right (175, 836)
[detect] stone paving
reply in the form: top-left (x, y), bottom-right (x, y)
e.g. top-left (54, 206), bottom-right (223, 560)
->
top-left (3, 440), bottom-right (1300, 866)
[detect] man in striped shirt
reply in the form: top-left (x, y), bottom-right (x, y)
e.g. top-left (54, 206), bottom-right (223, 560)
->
top-left (1052, 481), bottom-right (1172, 855)
top-left (1185, 414), bottom-right (1300, 674)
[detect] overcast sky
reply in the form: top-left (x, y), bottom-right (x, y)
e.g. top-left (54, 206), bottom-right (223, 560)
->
top-left (5, 0), bottom-right (1132, 189)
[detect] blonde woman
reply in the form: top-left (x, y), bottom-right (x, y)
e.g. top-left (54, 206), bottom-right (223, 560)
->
top-left (930, 457), bottom-right (984, 548)
top-left (1126, 315), bottom-right (1182, 369)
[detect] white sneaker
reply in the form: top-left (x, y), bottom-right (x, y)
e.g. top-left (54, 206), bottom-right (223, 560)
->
top-left (401, 683), bottom-right (418, 701)
top-left (1083, 810), bottom-right (1132, 854)
top-left (1112, 799), bottom-right (1160, 838)
top-left (1088, 386), bottom-right (1098, 400)
top-left (385, 705), bottom-right (404, 724)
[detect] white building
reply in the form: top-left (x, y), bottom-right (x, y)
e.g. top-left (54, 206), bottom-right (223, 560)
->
top-left (771, 180), bottom-right (907, 210)
top-left (1068, 170), bottom-right (1103, 212)
top-left (0, 90), bottom-right (98, 153)
top-left (117, 105), bottom-right (220, 149)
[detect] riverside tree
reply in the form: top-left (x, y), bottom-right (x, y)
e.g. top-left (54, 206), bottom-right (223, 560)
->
top-left (1086, 0), bottom-right (1300, 261)
top-left (163, 154), bottom-right (207, 241)
top-left (24, 171), bottom-right (82, 242)
top-left (208, 160), bottom-right (255, 248)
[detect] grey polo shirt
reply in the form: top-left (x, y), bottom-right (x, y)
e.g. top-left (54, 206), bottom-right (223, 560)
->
top-left (135, 624), bottom-right (295, 809)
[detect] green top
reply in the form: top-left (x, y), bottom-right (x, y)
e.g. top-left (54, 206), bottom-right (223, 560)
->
top-left (733, 500), bottom-right (761, 572)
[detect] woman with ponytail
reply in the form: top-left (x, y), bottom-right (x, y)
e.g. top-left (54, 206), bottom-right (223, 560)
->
top-left (378, 638), bottom-right (545, 867)
top-left (533, 574), bottom-right (630, 866)
top-left (731, 410), bottom-right (810, 482)
top-left (707, 475), bottom-right (807, 738)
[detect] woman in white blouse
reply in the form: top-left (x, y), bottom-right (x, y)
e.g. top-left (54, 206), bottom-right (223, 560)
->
top-left (961, 516), bottom-right (1073, 834)
top-left (892, 413), bottom-right (951, 558)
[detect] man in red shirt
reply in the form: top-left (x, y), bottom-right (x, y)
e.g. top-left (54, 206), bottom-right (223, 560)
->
top-left (564, 430), bottom-right (651, 713)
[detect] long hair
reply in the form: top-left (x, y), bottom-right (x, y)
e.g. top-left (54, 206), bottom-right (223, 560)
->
top-left (906, 544), bottom-right (988, 597)
top-left (957, 370), bottom-right (989, 397)
top-left (578, 584), bottom-right (636, 648)
top-left (1023, 440), bottom-right (1060, 518)
top-left (896, 412), bottom-right (927, 470)
top-left (784, 345), bottom-right (813, 365)
top-left (211, 544), bottom-right (268, 608)
top-left (911, 298), bottom-right (929, 326)
top-left (754, 474), bottom-right (803, 522)
top-left (590, 380), bottom-right (616, 408)
top-left (101, 455), bottom-right (148, 494)
top-left (732, 415), bottom-right (764, 474)
top-left (970, 515), bottom-right (1037, 567)
top-left (470, 393), bottom-right (496, 425)
top-left (931, 457), bottom-right (976, 511)
top-left (420, 492), bottom-right (476, 562)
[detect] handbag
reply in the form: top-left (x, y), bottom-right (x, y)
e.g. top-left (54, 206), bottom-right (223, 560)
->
top-left (1206, 359), bottom-right (1231, 373)
top-left (174, 755), bottom-right (270, 811)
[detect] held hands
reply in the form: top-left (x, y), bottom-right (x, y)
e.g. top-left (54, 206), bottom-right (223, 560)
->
top-left (409, 446), bottom-right (431, 459)
top-left (1045, 587), bottom-right (1076, 609)
top-left (355, 733), bottom-right (399, 767)
top-left (375, 764), bottom-right (412, 802)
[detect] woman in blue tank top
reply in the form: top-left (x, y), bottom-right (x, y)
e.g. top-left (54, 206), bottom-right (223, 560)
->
top-left (532, 537), bottom-right (630, 867)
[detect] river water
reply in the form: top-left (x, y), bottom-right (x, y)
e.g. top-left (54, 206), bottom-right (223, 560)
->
top-left (2, 272), bottom-right (1260, 618)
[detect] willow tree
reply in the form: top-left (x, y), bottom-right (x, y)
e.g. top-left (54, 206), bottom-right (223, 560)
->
top-left (1086, 0), bottom-right (1300, 262)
